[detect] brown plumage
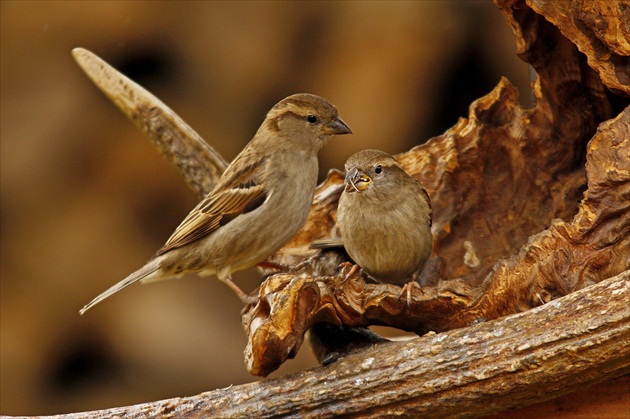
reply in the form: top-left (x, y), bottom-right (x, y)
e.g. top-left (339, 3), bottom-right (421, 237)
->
top-left (80, 93), bottom-right (351, 314)
top-left (337, 149), bottom-right (432, 288)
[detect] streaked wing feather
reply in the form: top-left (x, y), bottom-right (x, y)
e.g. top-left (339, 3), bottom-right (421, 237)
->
top-left (157, 155), bottom-right (269, 255)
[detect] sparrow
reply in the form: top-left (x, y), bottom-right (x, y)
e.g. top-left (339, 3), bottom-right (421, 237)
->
top-left (80, 93), bottom-right (352, 314)
top-left (336, 149), bottom-right (432, 299)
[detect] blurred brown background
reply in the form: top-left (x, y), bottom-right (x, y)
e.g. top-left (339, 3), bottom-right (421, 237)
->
top-left (1, 1), bottom-right (530, 415)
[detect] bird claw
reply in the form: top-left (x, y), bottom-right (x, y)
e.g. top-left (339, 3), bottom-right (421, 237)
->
top-left (289, 254), bottom-right (323, 273)
top-left (398, 280), bottom-right (424, 309)
top-left (258, 255), bottom-right (320, 275)
top-left (338, 261), bottom-right (354, 273)
top-left (339, 262), bottom-right (362, 285)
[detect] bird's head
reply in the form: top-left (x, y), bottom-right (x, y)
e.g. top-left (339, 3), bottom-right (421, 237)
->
top-left (263, 93), bottom-right (352, 150)
top-left (343, 149), bottom-right (403, 194)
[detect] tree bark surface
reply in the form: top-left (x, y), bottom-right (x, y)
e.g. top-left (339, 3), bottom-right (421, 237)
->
top-left (20, 271), bottom-right (629, 418)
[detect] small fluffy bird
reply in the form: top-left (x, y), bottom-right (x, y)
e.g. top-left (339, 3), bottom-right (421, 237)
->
top-left (80, 93), bottom-right (351, 314)
top-left (337, 149), bottom-right (432, 292)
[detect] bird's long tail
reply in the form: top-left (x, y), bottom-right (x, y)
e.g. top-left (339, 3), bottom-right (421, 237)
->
top-left (79, 258), bottom-right (161, 315)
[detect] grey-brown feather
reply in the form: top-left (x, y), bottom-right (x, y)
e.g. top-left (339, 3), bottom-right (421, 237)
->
top-left (338, 150), bottom-right (432, 285)
top-left (79, 258), bottom-right (161, 315)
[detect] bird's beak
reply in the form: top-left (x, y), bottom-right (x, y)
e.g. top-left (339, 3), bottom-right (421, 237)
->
top-left (323, 117), bottom-right (352, 135)
top-left (344, 167), bottom-right (372, 193)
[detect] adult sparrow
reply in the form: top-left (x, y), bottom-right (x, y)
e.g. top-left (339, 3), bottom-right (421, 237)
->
top-left (80, 93), bottom-right (351, 314)
top-left (337, 149), bottom-right (432, 299)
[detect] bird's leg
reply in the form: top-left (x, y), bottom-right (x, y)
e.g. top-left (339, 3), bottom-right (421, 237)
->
top-left (220, 269), bottom-right (257, 305)
top-left (258, 254), bottom-right (331, 275)
top-left (256, 260), bottom-right (289, 272)
top-left (225, 278), bottom-right (250, 302)
top-left (398, 275), bottom-right (424, 309)
top-left (289, 253), bottom-right (323, 272)
top-left (339, 262), bottom-right (362, 285)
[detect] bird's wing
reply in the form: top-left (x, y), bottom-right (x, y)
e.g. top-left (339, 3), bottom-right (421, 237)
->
top-left (157, 155), bottom-right (269, 254)
top-left (310, 238), bottom-right (345, 249)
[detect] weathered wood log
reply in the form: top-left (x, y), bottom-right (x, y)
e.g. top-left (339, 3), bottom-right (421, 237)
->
top-left (26, 270), bottom-right (629, 418)
top-left (72, 47), bottom-right (227, 199)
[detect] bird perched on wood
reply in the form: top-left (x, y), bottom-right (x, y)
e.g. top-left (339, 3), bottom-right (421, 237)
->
top-left (336, 149), bottom-right (432, 301)
top-left (80, 93), bottom-right (352, 314)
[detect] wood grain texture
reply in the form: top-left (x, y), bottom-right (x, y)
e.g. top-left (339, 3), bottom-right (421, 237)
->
top-left (72, 47), bottom-right (227, 199)
top-left (26, 271), bottom-right (629, 418)
top-left (525, 0), bottom-right (630, 96)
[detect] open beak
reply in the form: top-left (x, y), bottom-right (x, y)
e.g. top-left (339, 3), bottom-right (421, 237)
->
top-left (323, 117), bottom-right (352, 135)
top-left (344, 167), bottom-right (372, 193)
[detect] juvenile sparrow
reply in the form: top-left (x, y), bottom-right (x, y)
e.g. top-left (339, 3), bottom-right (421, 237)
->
top-left (337, 149), bottom-right (432, 298)
top-left (80, 93), bottom-right (351, 314)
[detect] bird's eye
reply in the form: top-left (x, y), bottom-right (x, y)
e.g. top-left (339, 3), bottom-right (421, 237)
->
top-left (375, 165), bottom-right (383, 174)
top-left (307, 114), bottom-right (318, 124)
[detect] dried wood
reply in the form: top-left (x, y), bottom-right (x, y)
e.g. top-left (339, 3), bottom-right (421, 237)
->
top-left (30, 271), bottom-right (629, 418)
top-left (72, 47), bottom-right (226, 199)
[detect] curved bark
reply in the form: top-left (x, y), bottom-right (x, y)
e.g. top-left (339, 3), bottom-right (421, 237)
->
top-left (29, 271), bottom-right (629, 418)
